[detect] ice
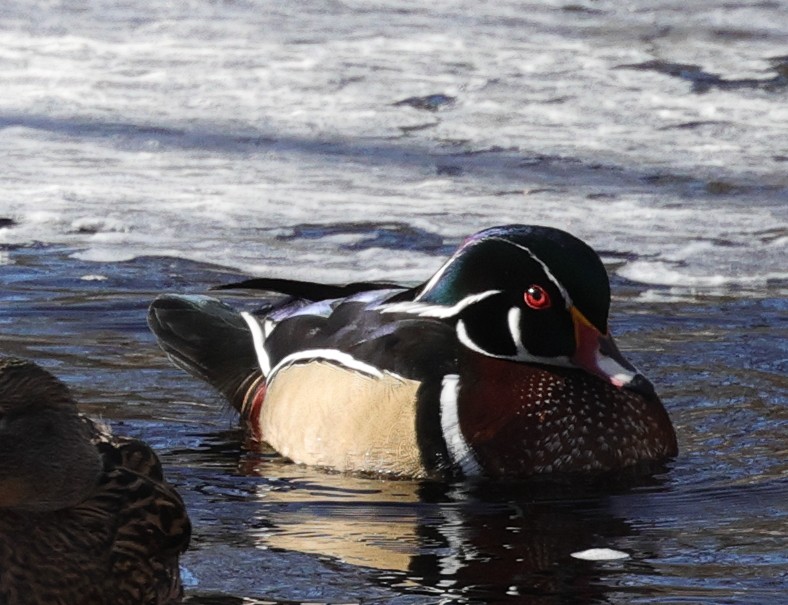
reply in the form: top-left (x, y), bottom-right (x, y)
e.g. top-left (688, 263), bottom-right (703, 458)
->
top-left (570, 548), bottom-right (630, 562)
top-left (0, 0), bottom-right (785, 297)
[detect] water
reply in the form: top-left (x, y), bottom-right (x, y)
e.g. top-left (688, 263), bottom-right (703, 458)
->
top-left (0, 248), bottom-right (784, 603)
top-left (1, 1), bottom-right (787, 603)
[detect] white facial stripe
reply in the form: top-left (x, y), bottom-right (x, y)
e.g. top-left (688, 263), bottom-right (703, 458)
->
top-left (419, 236), bottom-right (572, 311)
top-left (499, 239), bottom-right (572, 308)
top-left (506, 306), bottom-right (527, 356)
top-left (440, 374), bottom-right (483, 477)
top-left (456, 319), bottom-right (488, 355)
top-left (241, 312), bottom-right (271, 376)
top-left (267, 348), bottom-right (407, 383)
top-left (461, 311), bottom-right (637, 387)
top-left (380, 290), bottom-right (501, 319)
top-left (458, 317), bottom-right (574, 368)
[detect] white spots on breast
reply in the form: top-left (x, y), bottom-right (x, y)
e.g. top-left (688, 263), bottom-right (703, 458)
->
top-left (506, 367), bottom-right (669, 473)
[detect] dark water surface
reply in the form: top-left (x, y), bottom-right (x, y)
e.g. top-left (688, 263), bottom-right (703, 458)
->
top-left (0, 245), bottom-right (785, 604)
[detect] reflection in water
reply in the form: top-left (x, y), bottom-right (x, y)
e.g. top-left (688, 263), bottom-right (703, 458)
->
top-left (1, 248), bottom-right (785, 604)
top-left (237, 452), bottom-right (670, 604)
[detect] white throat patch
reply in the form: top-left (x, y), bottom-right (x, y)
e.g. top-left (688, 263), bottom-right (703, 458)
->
top-left (457, 314), bottom-right (574, 368)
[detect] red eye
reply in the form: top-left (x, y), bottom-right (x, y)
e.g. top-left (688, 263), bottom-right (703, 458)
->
top-left (524, 285), bottom-right (551, 310)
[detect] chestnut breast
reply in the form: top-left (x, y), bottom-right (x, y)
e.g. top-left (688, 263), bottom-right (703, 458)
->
top-left (456, 353), bottom-right (677, 476)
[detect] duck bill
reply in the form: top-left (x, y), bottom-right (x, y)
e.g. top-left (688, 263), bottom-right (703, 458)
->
top-left (569, 306), bottom-right (656, 397)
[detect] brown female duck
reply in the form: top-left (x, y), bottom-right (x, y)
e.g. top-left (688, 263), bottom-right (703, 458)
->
top-left (0, 358), bottom-right (191, 605)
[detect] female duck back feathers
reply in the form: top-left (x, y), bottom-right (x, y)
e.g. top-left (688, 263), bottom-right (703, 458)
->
top-left (0, 358), bottom-right (191, 605)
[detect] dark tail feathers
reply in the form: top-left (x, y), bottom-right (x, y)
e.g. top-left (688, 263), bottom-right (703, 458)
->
top-left (213, 277), bottom-right (408, 300)
top-left (148, 295), bottom-right (261, 412)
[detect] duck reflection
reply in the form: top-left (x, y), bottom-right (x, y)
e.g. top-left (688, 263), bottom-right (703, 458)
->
top-left (238, 448), bottom-right (668, 604)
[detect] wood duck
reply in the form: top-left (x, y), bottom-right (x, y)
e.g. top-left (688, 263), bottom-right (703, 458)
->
top-left (0, 357), bottom-right (191, 605)
top-left (149, 224), bottom-right (677, 479)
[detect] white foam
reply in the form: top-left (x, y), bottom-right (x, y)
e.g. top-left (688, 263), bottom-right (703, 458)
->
top-left (618, 261), bottom-right (788, 289)
top-left (0, 1), bottom-right (784, 299)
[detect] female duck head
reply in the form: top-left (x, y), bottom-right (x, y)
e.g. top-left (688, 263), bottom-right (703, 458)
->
top-left (0, 358), bottom-right (102, 511)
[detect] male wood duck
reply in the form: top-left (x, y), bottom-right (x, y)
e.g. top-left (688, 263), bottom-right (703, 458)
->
top-left (149, 224), bottom-right (677, 479)
top-left (0, 357), bottom-right (191, 605)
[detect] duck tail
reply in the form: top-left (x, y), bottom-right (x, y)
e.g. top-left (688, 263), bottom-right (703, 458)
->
top-left (147, 294), bottom-right (262, 414)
